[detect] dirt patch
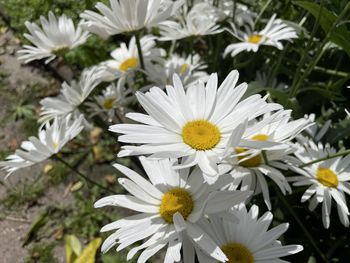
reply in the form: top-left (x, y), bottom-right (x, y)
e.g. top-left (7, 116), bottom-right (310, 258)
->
top-left (0, 21), bottom-right (67, 262)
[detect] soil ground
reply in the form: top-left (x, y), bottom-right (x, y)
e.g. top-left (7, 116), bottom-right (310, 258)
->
top-left (0, 22), bottom-right (67, 263)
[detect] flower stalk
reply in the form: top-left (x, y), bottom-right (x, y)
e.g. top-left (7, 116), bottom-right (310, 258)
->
top-left (273, 185), bottom-right (329, 262)
top-left (54, 155), bottom-right (117, 194)
top-left (135, 31), bottom-right (146, 71)
top-left (299, 149), bottom-right (350, 168)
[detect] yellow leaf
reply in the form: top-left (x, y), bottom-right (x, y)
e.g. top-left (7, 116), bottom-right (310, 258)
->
top-left (90, 127), bottom-right (103, 144)
top-left (93, 145), bottom-right (103, 161)
top-left (43, 164), bottom-right (53, 174)
top-left (64, 235), bottom-right (82, 263)
top-left (70, 181), bottom-right (84, 192)
top-left (74, 238), bottom-right (102, 263)
top-left (0, 26), bottom-right (8, 34)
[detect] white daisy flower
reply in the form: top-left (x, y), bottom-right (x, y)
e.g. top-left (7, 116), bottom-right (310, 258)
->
top-left (17, 11), bottom-right (90, 64)
top-left (197, 0), bottom-right (256, 27)
top-left (102, 35), bottom-right (165, 80)
top-left (220, 110), bottom-right (310, 209)
top-left (110, 70), bottom-right (282, 181)
top-left (80, 0), bottom-right (184, 37)
top-left (95, 157), bottom-right (252, 262)
top-left (86, 79), bottom-right (133, 122)
top-left (239, 110), bottom-right (310, 150)
top-left (0, 115), bottom-right (84, 178)
top-left (39, 66), bottom-right (105, 123)
top-left (193, 204), bottom-right (303, 262)
top-left (190, 2), bottom-right (223, 22)
top-left (230, 2), bottom-right (257, 28)
top-left (301, 114), bottom-right (331, 142)
top-left (224, 14), bottom-right (298, 57)
top-left (291, 141), bottom-right (350, 228)
top-left (159, 2), bottom-right (223, 41)
top-left (145, 53), bottom-right (209, 89)
top-left (254, 71), bottom-right (289, 91)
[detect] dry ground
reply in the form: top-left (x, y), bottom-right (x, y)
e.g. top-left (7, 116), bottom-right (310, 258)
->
top-left (0, 23), bottom-right (67, 263)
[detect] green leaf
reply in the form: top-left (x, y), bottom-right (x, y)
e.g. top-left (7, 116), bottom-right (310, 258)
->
top-left (246, 81), bottom-right (290, 106)
top-left (22, 208), bottom-right (55, 247)
top-left (74, 238), bottom-right (102, 263)
top-left (65, 235), bottom-right (82, 263)
top-left (294, 1), bottom-right (350, 56)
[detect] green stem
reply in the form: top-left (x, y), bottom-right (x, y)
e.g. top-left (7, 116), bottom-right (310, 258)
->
top-left (189, 36), bottom-right (195, 64)
top-left (262, 150), bottom-right (269, 165)
top-left (268, 11), bottom-right (308, 85)
top-left (273, 185), bottom-right (329, 262)
top-left (290, 1), bottom-right (350, 97)
top-left (267, 42), bottom-right (290, 86)
top-left (299, 149), bottom-right (350, 168)
top-left (254, 0), bottom-right (273, 24)
top-left (232, 0), bottom-right (236, 23)
top-left (289, 0), bottom-right (324, 98)
top-left (135, 32), bottom-right (145, 71)
top-left (311, 66), bottom-right (349, 78)
top-left (326, 236), bottom-right (347, 259)
top-left (54, 155), bottom-right (117, 194)
top-left (169, 40), bottom-right (177, 57)
top-left (292, 40), bottom-right (328, 96)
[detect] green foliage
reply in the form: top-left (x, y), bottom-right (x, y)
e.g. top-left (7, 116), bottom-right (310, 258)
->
top-left (23, 207), bottom-right (59, 246)
top-left (294, 1), bottom-right (350, 57)
top-left (0, 0), bottom-right (99, 35)
top-left (11, 103), bottom-right (36, 120)
top-left (102, 250), bottom-right (138, 263)
top-left (45, 162), bottom-right (69, 185)
top-left (1, 177), bottom-right (45, 210)
top-left (64, 36), bottom-right (117, 68)
top-left (62, 189), bottom-right (116, 237)
top-left (0, 148), bottom-right (11, 160)
top-left (25, 242), bottom-right (58, 263)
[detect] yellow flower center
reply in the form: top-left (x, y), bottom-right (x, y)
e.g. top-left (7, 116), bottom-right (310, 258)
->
top-left (53, 142), bottom-right (59, 148)
top-left (159, 188), bottom-right (194, 224)
top-left (119, 57), bottom-right (138, 72)
top-left (221, 243), bottom-right (254, 263)
top-left (247, 34), bottom-right (263, 44)
top-left (235, 134), bottom-right (269, 168)
top-left (250, 134), bottom-right (269, 141)
top-left (316, 167), bottom-right (339, 188)
top-left (182, 120), bottom-right (221, 151)
top-left (103, 98), bottom-right (116, 109)
top-left (236, 147), bottom-right (261, 168)
top-left (180, 63), bottom-right (189, 74)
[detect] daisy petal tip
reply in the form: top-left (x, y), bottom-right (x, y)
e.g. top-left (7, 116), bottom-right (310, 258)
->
top-left (100, 225), bottom-right (111, 233)
top-left (117, 178), bottom-right (126, 184)
top-left (294, 245), bottom-right (304, 253)
top-left (94, 200), bottom-right (104, 208)
top-left (173, 212), bottom-right (186, 232)
top-left (108, 125), bottom-right (118, 132)
top-left (117, 150), bottom-right (129, 158)
top-left (116, 244), bottom-right (124, 252)
top-left (126, 251), bottom-right (136, 261)
top-left (94, 197), bottom-right (113, 208)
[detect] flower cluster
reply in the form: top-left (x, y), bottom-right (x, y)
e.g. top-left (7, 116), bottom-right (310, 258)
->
top-left (2, 0), bottom-right (350, 262)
